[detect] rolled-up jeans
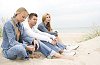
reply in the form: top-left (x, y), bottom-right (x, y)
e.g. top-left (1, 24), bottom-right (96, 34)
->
top-left (37, 41), bottom-right (56, 57)
top-left (22, 32), bottom-right (57, 57)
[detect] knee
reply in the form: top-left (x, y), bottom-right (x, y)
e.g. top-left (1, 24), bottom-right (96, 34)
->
top-left (15, 45), bottom-right (26, 52)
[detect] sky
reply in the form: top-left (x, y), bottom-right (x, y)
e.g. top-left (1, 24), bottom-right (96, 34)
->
top-left (0, 0), bottom-right (100, 29)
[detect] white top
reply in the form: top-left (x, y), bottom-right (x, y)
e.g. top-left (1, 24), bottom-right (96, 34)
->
top-left (22, 21), bottom-right (56, 43)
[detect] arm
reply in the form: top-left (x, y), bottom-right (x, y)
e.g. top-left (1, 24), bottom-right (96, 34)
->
top-left (28, 28), bottom-right (53, 43)
top-left (5, 22), bottom-right (27, 48)
top-left (35, 28), bottom-right (56, 40)
top-left (38, 24), bottom-right (58, 36)
top-left (22, 22), bottom-right (53, 43)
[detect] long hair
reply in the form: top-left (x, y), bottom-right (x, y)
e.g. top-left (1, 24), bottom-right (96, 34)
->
top-left (42, 13), bottom-right (52, 31)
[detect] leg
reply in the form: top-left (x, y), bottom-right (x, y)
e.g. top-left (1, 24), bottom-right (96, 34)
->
top-left (41, 41), bottom-right (61, 53)
top-left (38, 41), bottom-right (74, 59)
top-left (7, 45), bottom-right (28, 60)
top-left (56, 42), bottom-right (66, 50)
top-left (37, 41), bottom-right (63, 58)
top-left (37, 41), bottom-right (52, 57)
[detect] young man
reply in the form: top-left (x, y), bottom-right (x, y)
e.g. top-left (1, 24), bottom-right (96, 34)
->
top-left (23, 13), bottom-right (76, 56)
top-left (22, 13), bottom-right (74, 59)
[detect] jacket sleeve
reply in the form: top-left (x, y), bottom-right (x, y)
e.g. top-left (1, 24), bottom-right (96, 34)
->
top-left (35, 28), bottom-right (56, 40)
top-left (23, 22), bottom-right (53, 43)
top-left (28, 28), bottom-right (53, 43)
top-left (38, 24), bottom-right (58, 36)
top-left (4, 22), bottom-right (27, 48)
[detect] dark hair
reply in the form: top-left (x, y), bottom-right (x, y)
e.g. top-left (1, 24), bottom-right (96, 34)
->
top-left (28, 13), bottom-right (38, 19)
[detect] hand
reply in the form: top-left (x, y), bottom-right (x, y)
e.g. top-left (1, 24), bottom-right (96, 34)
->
top-left (26, 45), bottom-right (35, 51)
top-left (53, 38), bottom-right (58, 42)
top-left (51, 39), bottom-right (57, 45)
top-left (34, 39), bottom-right (39, 50)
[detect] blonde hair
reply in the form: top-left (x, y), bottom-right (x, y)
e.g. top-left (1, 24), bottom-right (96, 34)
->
top-left (14, 7), bottom-right (28, 17)
top-left (42, 13), bottom-right (50, 22)
top-left (42, 13), bottom-right (52, 31)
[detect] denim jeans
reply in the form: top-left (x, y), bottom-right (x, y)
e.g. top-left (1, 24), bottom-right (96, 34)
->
top-left (37, 41), bottom-right (56, 57)
top-left (56, 42), bottom-right (66, 50)
top-left (3, 45), bottom-right (28, 60)
top-left (3, 41), bottom-right (57, 59)
top-left (41, 41), bottom-right (66, 53)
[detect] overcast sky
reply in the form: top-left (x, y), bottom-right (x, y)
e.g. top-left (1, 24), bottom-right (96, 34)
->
top-left (0, 0), bottom-right (100, 28)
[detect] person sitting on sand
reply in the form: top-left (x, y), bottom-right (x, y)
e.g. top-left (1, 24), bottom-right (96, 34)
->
top-left (1, 7), bottom-right (34, 60)
top-left (22, 13), bottom-right (77, 57)
top-left (1, 7), bottom-right (73, 60)
top-left (38, 13), bottom-right (79, 52)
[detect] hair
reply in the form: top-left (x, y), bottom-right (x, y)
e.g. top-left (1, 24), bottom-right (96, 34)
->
top-left (42, 13), bottom-right (52, 31)
top-left (13, 7), bottom-right (28, 17)
top-left (28, 13), bottom-right (38, 19)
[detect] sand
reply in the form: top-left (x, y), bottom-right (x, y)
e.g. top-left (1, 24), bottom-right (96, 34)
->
top-left (0, 33), bottom-right (100, 65)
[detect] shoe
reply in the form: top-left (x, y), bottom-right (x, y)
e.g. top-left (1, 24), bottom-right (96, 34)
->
top-left (66, 45), bottom-right (79, 51)
top-left (24, 57), bottom-right (29, 60)
top-left (62, 51), bottom-right (76, 56)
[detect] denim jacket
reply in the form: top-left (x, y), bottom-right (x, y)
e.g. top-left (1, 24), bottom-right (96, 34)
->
top-left (1, 18), bottom-right (34, 51)
top-left (38, 22), bottom-right (58, 36)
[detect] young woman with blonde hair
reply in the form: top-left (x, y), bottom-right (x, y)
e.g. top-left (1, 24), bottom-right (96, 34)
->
top-left (38, 13), bottom-right (79, 54)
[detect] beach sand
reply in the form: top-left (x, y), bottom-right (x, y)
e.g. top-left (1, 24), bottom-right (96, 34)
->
top-left (0, 32), bottom-right (100, 65)
top-left (58, 32), bottom-right (85, 43)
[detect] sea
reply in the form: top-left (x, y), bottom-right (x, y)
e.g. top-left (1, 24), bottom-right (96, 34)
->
top-left (53, 27), bottom-right (97, 33)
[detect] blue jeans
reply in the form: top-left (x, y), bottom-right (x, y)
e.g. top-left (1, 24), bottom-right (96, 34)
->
top-left (3, 41), bottom-right (57, 59)
top-left (41, 41), bottom-right (66, 53)
top-left (27, 41), bottom-right (57, 57)
top-left (56, 42), bottom-right (66, 50)
top-left (26, 41), bottom-right (57, 57)
top-left (3, 45), bottom-right (28, 60)
top-left (37, 41), bottom-right (56, 57)
top-left (3, 41), bottom-right (56, 60)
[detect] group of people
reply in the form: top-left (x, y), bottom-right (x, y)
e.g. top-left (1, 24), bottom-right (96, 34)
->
top-left (1, 7), bottom-right (79, 60)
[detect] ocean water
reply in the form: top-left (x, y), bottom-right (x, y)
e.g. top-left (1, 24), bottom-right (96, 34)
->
top-left (54, 27), bottom-right (93, 33)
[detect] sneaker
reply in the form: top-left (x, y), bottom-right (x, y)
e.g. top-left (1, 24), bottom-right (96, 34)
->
top-left (66, 45), bottom-right (79, 51)
top-left (62, 51), bottom-right (76, 56)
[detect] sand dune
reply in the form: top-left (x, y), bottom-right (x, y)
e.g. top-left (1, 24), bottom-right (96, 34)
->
top-left (0, 34), bottom-right (100, 65)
